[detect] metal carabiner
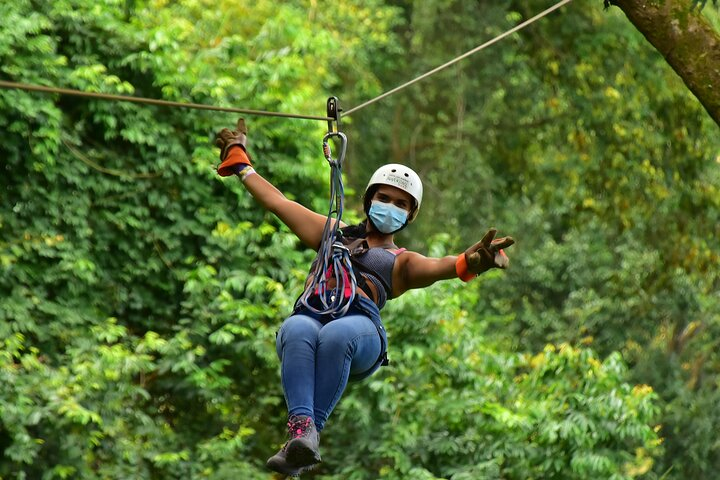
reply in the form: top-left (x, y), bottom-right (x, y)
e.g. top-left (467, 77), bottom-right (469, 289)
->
top-left (322, 131), bottom-right (347, 168)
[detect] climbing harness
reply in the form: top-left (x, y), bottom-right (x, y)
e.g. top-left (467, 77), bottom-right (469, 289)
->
top-left (296, 98), bottom-right (359, 317)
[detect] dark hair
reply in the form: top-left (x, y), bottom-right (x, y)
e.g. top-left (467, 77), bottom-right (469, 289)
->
top-left (362, 185), bottom-right (379, 216)
top-left (339, 221), bottom-right (367, 240)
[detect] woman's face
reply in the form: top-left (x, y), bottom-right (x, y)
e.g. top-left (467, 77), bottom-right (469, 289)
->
top-left (371, 185), bottom-right (414, 213)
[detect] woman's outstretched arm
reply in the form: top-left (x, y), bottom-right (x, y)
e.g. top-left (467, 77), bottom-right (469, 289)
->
top-left (241, 171), bottom-right (341, 250)
top-left (392, 228), bottom-right (515, 297)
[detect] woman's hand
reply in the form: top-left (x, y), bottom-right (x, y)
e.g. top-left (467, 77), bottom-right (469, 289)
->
top-left (464, 228), bottom-right (515, 274)
top-left (215, 118), bottom-right (253, 176)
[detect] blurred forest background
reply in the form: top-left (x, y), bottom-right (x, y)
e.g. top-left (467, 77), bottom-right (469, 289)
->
top-left (1, 1), bottom-right (719, 479)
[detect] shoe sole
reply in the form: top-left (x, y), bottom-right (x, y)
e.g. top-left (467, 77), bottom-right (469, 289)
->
top-left (266, 460), bottom-right (317, 478)
top-left (285, 439), bottom-right (321, 468)
top-left (266, 455), bottom-right (298, 476)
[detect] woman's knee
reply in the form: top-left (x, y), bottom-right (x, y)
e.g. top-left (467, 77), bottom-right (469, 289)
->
top-left (317, 319), bottom-right (382, 378)
top-left (276, 315), bottom-right (321, 350)
top-left (317, 318), bottom-right (378, 354)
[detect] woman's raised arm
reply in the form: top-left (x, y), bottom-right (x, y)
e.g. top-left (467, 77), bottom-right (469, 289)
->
top-left (215, 118), bottom-right (341, 250)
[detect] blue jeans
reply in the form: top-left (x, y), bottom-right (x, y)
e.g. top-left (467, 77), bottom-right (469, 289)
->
top-left (275, 295), bottom-right (387, 431)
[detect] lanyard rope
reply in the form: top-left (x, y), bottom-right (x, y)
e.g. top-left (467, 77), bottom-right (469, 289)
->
top-left (297, 131), bottom-right (358, 317)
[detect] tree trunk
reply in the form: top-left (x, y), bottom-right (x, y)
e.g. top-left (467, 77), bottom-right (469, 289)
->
top-left (607, 0), bottom-right (720, 126)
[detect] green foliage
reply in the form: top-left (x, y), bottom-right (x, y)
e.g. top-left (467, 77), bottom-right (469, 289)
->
top-left (319, 282), bottom-right (660, 479)
top-left (346, 0), bottom-right (720, 478)
top-left (2, 0), bottom-right (718, 479)
top-left (0, 0), bottom-right (398, 478)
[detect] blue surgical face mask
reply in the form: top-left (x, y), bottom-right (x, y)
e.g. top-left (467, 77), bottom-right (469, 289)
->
top-left (368, 200), bottom-right (409, 234)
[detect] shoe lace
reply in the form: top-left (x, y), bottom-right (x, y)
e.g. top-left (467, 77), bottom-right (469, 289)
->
top-left (287, 416), bottom-right (312, 439)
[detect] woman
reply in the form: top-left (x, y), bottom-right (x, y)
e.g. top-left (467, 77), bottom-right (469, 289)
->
top-left (215, 119), bottom-right (515, 476)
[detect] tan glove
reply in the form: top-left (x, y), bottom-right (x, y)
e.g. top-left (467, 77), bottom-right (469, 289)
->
top-left (215, 118), bottom-right (252, 176)
top-left (457, 228), bottom-right (515, 281)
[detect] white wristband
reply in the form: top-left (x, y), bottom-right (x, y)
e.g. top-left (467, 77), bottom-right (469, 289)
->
top-left (240, 166), bottom-right (256, 182)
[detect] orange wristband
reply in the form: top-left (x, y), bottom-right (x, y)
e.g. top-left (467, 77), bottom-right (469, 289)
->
top-left (217, 147), bottom-right (252, 177)
top-left (455, 253), bottom-right (476, 282)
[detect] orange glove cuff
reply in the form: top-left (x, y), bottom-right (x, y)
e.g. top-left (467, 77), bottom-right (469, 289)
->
top-left (455, 253), bottom-right (477, 282)
top-left (218, 147), bottom-right (252, 177)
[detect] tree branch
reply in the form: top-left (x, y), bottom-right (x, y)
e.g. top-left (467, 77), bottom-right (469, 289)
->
top-left (605, 0), bottom-right (720, 126)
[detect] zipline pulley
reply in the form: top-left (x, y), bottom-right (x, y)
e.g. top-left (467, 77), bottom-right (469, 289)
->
top-left (326, 96), bottom-right (342, 134)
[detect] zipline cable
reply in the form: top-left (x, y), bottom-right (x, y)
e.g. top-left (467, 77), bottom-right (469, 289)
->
top-left (343, 0), bottom-right (574, 117)
top-left (0, 80), bottom-right (332, 122)
top-left (0, 0), bottom-right (571, 122)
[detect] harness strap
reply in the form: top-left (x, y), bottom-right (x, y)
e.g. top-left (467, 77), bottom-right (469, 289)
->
top-left (342, 238), bottom-right (406, 298)
top-left (343, 237), bottom-right (399, 256)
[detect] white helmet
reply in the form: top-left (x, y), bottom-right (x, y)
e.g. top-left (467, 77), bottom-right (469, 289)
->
top-left (364, 163), bottom-right (423, 222)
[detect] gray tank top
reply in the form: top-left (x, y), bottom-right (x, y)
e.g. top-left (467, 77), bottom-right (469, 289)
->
top-left (350, 247), bottom-right (404, 309)
top-left (306, 240), bottom-right (404, 310)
